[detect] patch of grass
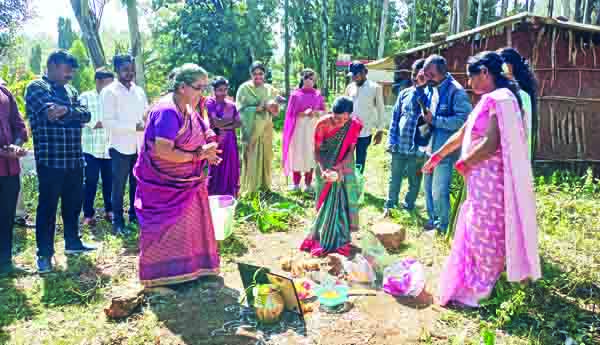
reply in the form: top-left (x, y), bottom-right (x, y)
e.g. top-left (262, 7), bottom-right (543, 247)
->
top-left (236, 191), bottom-right (305, 233)
top-left (218, 235), bottom-right (249, 260)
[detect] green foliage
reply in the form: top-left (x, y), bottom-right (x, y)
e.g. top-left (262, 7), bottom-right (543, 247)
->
top-left (29, 44), bottom-right (42, 75)
top-left (58, 17), bottom-right (78, 50)
top-left (237, 192), bottom-right (304, 233)
top-left (467, 0), bottom-right (500, 28)
top-left (0, 0), bottom-right (31, 56)
top-left (149, 0), bottom-right (278, 95)
top-left (69, 40), bottom-right (95, 93)
top-left (288, 0), bottom-right (403, 71)
top-left (401, 0), bottom-right (450, 47)
top-left (1, 64), bottom-right (35, 115)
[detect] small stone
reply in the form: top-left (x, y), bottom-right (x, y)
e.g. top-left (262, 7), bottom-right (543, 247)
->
top-left (371, 222), bottom-right (406, 251)
top-left (325, 254), bottom-right (346, 276)
top-left (104, 294), bottom-right (143, 319)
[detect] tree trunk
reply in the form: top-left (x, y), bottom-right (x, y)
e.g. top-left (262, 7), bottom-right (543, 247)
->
top-left (547, 0), bottom-right (554, 17)
top-left (513, 0), bottom-right (519, 12)
top-left (126, 0), bottom-right (145, 88)
top-left (528, 0), bottom-right (536, 12)
top-left (284, 0), bottom-right (290, 96)
top-left (476, 0), bottom-right (483, 27)
top-left (321, 0), bottom-right (328, 97)
top-left (70, 0), bottom-right (106, 69)
top-left (575, 0), bottom-right (583, 22)
top-left (583, 0), bottom-right (592, 23)
top-left (501, 0), bottom-right (509, 17)
top-left (377, 0), bottom-right (389, 59)
top-left (458, 0), bottom-right (469, 32)
top-left (410, 0), bottom-right (417, 44)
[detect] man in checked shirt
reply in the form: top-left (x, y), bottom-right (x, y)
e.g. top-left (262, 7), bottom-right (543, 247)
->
top-left (25, 50), bottom-right (97, 274)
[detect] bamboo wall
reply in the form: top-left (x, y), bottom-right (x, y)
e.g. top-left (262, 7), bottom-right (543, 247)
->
top-left (393, 19), bottom-right (600, 163)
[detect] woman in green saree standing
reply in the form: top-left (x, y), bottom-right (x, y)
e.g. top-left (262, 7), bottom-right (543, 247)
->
top-left (236, 62), bottom-right (280, 194)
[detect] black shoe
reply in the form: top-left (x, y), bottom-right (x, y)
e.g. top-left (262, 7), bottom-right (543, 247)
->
top-left (65, 242), bottom-right (97, 255)
top-left (37, 256), bottom-right (53, 274)
top-left (424, 220), bottom-right (436, 231)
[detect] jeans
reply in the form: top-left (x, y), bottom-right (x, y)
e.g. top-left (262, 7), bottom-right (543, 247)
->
top-left (109, 148), bottom-right (137, 227)
top-left (83, 153), bottom-right (113, 218)
top-left (355, 135), bottom-right (372, 174)
top-left (0, 175), bottom-right (20, 265)
top-left (35, 166), bottom-right (84, 257)
top-left (384, 153), bottom-right (424, 210)
top-left (424, 157), bottom-right (456, 231)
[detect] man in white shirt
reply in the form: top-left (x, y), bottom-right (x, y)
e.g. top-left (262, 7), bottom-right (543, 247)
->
top-left (101, 55), bottom-right (147, 235)
top-left (345, 62), bottom-right (385, 174)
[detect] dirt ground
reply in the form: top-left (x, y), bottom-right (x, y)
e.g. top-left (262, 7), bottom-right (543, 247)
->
top-left (143, 229), bottom-right (454, 345)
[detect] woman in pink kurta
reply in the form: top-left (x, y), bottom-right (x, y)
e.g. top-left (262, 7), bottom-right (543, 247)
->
top-left (282, 69), bottom-right (326, 193)
top-left (423, 51), bottom-right (541, 307)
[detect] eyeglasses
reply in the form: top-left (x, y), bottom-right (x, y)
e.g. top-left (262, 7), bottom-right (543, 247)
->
top-left (187, 83), bottom-right (209, 91)
top-left (303, 74), bottom-right (315, 80)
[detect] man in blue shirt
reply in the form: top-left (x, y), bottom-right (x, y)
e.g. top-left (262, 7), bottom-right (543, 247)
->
top-left (383, 59), bottom-right (429, 218)
top-left (421, 55), bottom-right (472, 233)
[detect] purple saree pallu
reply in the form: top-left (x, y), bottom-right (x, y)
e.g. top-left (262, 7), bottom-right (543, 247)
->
top-left (134, 96), bottom-right (220, 287)
top-left (206, 97), bottom-right (240, 197)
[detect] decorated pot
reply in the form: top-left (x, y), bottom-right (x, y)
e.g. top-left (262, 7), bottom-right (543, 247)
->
top-left (253, 284), bottom-right (284, 324)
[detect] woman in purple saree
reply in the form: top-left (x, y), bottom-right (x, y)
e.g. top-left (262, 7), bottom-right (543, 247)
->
top-left (206, 77), bottom-right (241, 197)
top-left (134, 64), bottom-right (222, 287)
top-left (423, 52), bottom-right (540, 307)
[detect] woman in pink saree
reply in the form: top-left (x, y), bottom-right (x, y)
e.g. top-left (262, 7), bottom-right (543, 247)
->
top-left (423, 52), bottom-right (541, 307)
top-left (134, 64), bottom-right (222, 287)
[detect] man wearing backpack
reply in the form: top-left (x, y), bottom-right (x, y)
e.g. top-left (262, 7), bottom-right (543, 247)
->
top-left (421, 55), bottom-right (472, 233)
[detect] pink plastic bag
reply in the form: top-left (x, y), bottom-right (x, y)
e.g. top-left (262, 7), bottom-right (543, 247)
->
top-left (383, 258), bottom-right (425, 297)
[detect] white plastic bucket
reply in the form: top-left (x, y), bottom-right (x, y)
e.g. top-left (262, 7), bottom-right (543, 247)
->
top-left (209, 195), bottom-right (237, 241)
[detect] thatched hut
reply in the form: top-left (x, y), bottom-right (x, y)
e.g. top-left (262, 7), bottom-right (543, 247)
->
top-left (370, 13), bottom-right (600, 171)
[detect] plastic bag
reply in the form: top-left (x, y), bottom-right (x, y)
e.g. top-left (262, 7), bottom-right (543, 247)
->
top-left (383, 258), bottom-right (425, 297)
top-left (360, 232), bottom-right (392, 274)
top-left (342, 254), bottom-right (376, 287)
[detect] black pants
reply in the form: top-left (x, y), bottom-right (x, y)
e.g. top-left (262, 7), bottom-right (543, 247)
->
top-left (0, 175), bottom-right (20, 265)
top-left (109, 148), bottom-right (137, 227)
top-left (35, 165), bottom-right (84, 258)
top-left (355, 135), bottom-right (372, 174)
top-left (83, 153), bottom-right (112, 218)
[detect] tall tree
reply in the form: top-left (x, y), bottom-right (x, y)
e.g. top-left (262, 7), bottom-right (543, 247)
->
top-left (321, 0), bottom-right (328, 97)
top-left (476, 0), bottom-right (484, 26)
top-left (29, 44), bottom-right (42, 74)
top-left (0, 0), bottom-right (32, 56)
top-left (377, 0), bottom-right (390, 58)
top-left (411, 0), bottom-right (417, 44)
top-left (124, 0), bottom-right (145, 88)
top-left (70, 0), bottom-right (108, 68)
top-left (453, 0), bottom-right (470, 33)
top-left (284, 0), bottom-right (290, 96)
top-left (501, 0), bottom-right (509, 17)
top-left (149, 0), bottom-right (278, 93)
top-left (575, 0), bottom-right (583, 21)
top-left (69, 39), bottom-right (95, 92)
top-left (58, 17), bottom-right (78, 50)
